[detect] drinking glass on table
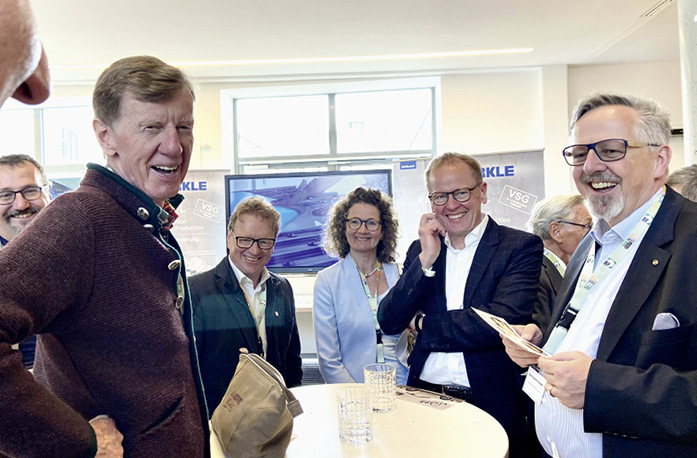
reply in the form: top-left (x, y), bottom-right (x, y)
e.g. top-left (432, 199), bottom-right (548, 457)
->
top-left (336, 386), bottom-right (373, 445)
top-left (364, 363), bottom-right (397, 413)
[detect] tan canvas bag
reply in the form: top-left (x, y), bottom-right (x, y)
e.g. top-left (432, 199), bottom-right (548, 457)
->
top-left (211, 349), bottom-right (303, 457)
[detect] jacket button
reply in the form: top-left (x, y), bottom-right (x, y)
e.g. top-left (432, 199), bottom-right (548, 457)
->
top-left (143, 224), bottom-right (155, 233)
top-left (137, 208), bottom-right (150, 220)
top-left (175, 296), bottom-right (184, 309)
top-left (168, 260), bottom-right (181, 270)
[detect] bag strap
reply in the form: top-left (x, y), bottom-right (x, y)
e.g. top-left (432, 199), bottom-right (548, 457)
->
top-left (239, 350), bottom-right (304, 417)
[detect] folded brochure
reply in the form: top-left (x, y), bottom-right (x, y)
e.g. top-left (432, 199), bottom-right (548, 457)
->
top-left (472, 307), bottom-right (549, 357)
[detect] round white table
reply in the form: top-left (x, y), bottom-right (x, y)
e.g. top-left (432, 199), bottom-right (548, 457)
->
top-left (284, 383), bottom-right (509, 457)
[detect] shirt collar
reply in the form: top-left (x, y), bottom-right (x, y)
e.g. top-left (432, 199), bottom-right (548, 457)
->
top-left (228, 256), bottom-right (271, 288)
top-left (99, 163), bottom-right (182, 231)
top-left (444, 214), bottom-right (489, 250)
top-left (591, 188), bottom-right (663, 246)
top-left (159, 200), bottom-right (179, 231)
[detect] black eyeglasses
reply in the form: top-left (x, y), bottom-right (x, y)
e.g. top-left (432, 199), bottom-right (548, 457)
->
top-left (562, 138), bottom-right (660, 166)
top-left (557, 220), bottom-right (592, 232)
top-left (0, 186), bottom-right (44, 205)
top-left (232, 234), bottom-right (276, 250)
top-left (428, 184), bottom-right (480, 206)
top-left (346, 217), bottom-right (381, 232)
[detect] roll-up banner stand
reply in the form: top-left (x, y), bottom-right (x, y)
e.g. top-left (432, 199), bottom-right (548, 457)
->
top-left (393, 150), bottom-right (544, 264)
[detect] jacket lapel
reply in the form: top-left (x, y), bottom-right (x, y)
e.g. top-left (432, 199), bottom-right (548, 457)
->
top-left (264, 275), bottom-right (281, 349)
top-left (544, 234), bottom-right (592, 338)
top-left (596, 193), bottom-right (678, 360)
top-left (542, 257), bottom-right (563, 296)
top-left (214, 260), bottom-right (259, 350)
top-left (433, 238), bottom-right (449, 312)
top-left (463, 218), bottom-right (497, 307)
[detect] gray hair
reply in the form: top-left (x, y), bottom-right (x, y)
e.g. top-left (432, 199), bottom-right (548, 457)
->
top-left (667, 164), bottom-right (697, 202)
top-left (528, 194), bottom-right (586, 240)
top-left (569, 93), bottom-right (672, 146)
top-left (0, 154), bottom-right (49, 186)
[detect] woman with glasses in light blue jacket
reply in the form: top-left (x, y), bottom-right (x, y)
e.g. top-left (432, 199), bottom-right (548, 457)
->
top-left (313, 187), bottom-right (409, 384)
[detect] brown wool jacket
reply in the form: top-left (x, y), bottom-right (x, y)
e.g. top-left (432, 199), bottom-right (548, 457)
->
top-left (0, 164), bottom-right (209, 458)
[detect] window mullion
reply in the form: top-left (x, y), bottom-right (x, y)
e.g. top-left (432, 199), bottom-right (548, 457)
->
top-left (328, 93), bottom-right (337, 157)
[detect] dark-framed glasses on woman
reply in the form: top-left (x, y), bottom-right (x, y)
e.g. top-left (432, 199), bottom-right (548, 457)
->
top-left (346, 217), bottom-right (381, 232)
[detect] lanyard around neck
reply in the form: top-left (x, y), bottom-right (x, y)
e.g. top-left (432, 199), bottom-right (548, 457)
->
top-left (543, 248), bottom-right (565, 276)
top-left (354, 259), bottom-right (385, 363)
top-left (543, 187), bottom-right (665, 354)
top-left (240, 283), bottom-right (267, 331)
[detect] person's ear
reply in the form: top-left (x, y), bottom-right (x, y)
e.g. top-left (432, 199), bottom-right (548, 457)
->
top-left (548, 221), bottom-right (563, 244)
top-left (93, 118), bottom-right (117, 158)
top-left (479, 182), bottom-right (488, 205)
top-left (654, 144), bottom-right (672, 180)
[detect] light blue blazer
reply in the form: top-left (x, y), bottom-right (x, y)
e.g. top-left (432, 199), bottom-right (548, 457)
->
top-left (313, 254), bottom-right (409, 384)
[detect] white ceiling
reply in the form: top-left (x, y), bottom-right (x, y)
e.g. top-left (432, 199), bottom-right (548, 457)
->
top-left (33, 0), bottom-right (681, 84)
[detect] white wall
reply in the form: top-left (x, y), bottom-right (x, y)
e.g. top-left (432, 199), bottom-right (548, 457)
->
top-left (568, 61), bottom-right (685, 169)
top-left (440, 69), bottom-right (544, 154)
top-left (568, 61), bottom-right (683, 127)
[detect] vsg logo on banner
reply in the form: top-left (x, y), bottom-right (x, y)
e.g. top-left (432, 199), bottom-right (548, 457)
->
top-left (171, 170), bottom-right (230, 275)
top-left (477, 150), bottom-right (544, 231)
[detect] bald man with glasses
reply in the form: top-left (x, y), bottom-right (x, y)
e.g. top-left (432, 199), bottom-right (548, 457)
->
top-left (190, 196), bottom-right (302, 414)
top-left (378, 152), bottom-right (542, 458)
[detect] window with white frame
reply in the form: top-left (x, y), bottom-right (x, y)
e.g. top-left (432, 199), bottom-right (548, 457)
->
top-left (41, 104), bottom-right (101, 167)
top-left (226, 78), bottom-right (440, 174)
top-left (0, 97), bottom-right (99, 180)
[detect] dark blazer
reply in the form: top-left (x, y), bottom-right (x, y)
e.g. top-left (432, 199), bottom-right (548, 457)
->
top-left (533, 255), bottom-right (564, 330)
top-left (190, 257), bottom-right (303, 414)
top-left (546, 188), bottom-right (697, 457)
top-left (378, 218), bottom-right (542, 453)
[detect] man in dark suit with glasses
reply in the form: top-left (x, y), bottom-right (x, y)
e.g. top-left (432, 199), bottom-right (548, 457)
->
top-left (504, 93), bottom-right (697, 457)
top-left (378, 152), bottom-right (543, 458)
top-left (190, 196), bottom-right (303, 414)
top-left (527, 194), bottom-right (592, 330)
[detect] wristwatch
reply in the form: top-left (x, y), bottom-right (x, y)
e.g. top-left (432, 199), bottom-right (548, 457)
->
top-left (422, 266), bottom-right (435, 277)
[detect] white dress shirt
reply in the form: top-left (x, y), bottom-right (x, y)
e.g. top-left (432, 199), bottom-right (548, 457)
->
top-left (419, 215), bottom-right (489, 387)
top-left (229, 258), bottom-right (271, 357)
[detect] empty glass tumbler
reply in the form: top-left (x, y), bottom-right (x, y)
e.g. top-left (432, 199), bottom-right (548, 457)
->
top-left (363, 363), bottom-right (397, 413)
top-left (336, 386), bottom-right (373, 444)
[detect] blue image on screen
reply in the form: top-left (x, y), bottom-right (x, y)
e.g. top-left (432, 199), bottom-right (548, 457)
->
top-left (225, 170), bottom-right (392, 273)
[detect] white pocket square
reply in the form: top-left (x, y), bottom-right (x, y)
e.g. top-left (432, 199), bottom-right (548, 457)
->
top-left (652, 312), bottom-right (680, 331)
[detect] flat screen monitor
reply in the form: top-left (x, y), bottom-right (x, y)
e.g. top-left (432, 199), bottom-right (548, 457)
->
top-left (225, 170), bottom-right (392, 273)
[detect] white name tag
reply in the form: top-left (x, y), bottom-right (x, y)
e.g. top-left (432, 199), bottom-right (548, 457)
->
top-left (523, 365), bottom-right (545, 405)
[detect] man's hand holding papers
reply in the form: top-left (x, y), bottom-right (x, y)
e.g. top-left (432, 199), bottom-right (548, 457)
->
top-left (472, 308), bottom-right (548, 367)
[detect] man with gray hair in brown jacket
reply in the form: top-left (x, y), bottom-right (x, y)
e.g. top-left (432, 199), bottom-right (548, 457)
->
top-left (0, 56), bottom-right (209, 457)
